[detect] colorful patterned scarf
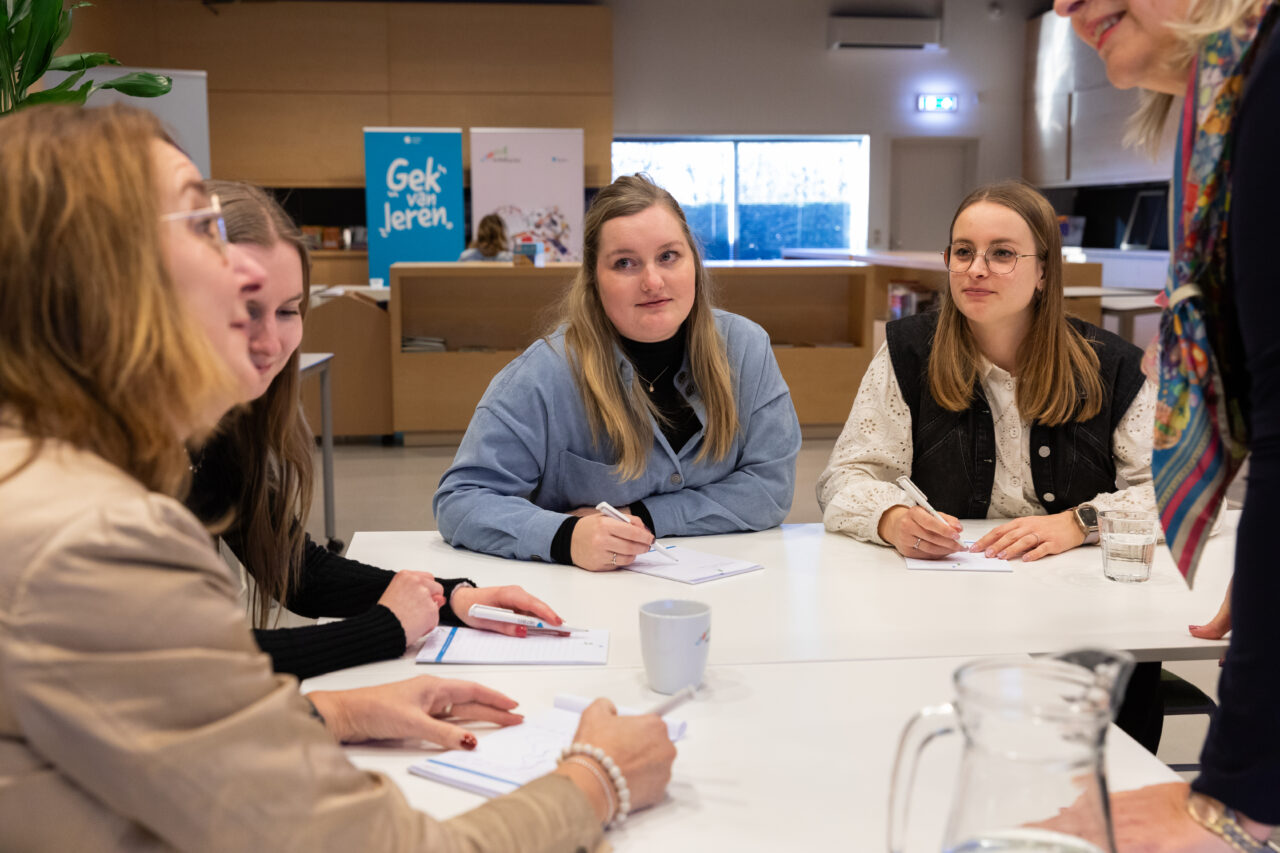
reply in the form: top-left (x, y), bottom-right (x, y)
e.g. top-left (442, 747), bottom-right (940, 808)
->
top-left (1154, 3), bottom-right (1277, 584)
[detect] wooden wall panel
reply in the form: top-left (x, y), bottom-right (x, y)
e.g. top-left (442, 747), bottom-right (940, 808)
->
top-left (153, 2), bottom-right (390, 93)
top-left (64, 1), bottom-right (613, 188)
top-left (209, 92), bottom-right (389, 186)
top-left (390, 93), bottom-right (613, 186)
top-left (386, 4), bottom-right (611, 94)
top-left (61, 0), bottom-right (158, 65)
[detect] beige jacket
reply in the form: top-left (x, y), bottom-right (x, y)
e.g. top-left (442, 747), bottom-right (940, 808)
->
top-left (0, 431), bottom-right (602, 853)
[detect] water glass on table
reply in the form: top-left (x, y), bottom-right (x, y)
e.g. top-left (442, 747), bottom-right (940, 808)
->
top-left (639, 599), bottom-right (711, 694)
top-left (1099, 510), bottom-right (1158, 583)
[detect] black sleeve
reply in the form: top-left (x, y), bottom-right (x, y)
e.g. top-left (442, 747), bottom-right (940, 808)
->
top-left (631, 500), bottom-right (656, 537)
top-left (284, 536), bottom-right (396, 619)
top-left (253, 604), bottom-right (405, 680)
top-left (1191, 25), bottom-right (1280, 823)
top-left (550, 516), bottom-right (580, 566)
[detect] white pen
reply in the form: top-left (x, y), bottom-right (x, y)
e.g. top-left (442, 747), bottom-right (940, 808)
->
top-left (644, 685), bottom-right (696, 717)
top-left (467, 604), bottom-right (589, 634)
top-left (594, 501), bottom-right (680, 564)
top-left (895, 476), bottom-right (962, 539)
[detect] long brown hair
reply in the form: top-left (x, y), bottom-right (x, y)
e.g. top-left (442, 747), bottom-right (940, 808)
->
top-left (204, 180), bottom-right (314, 629)
top-left (0, 105), bottom-right (234, 495)
top-left (472, 213), bottom-right (509, 257)
top-left (558, 174), bottom-right (737, 479)
top-left (929, 180), bottom-right (1103, 425)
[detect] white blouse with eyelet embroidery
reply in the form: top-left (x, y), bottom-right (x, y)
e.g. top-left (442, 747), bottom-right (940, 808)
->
top-left (816, 343), bottom-right (1158, 545)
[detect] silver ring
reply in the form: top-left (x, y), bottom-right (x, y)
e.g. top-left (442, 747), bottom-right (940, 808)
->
top-left (913, 536), bottom-right (923, 550)
top-left (439, 703), bottom-right (453, 718)
top-left (610, 552), bottom-right (617, 565)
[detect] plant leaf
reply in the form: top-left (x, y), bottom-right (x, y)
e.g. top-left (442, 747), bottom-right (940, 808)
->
top-left (16, 0), bottom-right (63, 94)
top-left (51, 0), bottom-right (91, 52)
top-left (36, 66), bottom-right (84, 94)
top-left (47, 51), bottom-right (118, 71)
top-left (21, 76), bottom-right (92, 107)
top-left (97, 71), bottom-right (171, 98)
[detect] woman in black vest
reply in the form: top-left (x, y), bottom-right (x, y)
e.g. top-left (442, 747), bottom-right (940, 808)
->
top-left (818, 179), bottom-right (1155, 563)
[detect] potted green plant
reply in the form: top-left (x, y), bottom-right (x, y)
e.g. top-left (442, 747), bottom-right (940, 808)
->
top-left (1, 0), bottom-right (171, 115)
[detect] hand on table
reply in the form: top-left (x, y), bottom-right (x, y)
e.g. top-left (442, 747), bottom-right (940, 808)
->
top-left (552, 698), bottom-right (676, 824)
top-left (569, 511), bottom-right (653, 572)
top-left (970, 511), bottom-right (1084, 562)
top-left (879, 505), bottom-right (964, 559)
top-left (307, 675), bottom-right (522, 750)
top-left (452, 584), bottom-right (565, 637)
top-left (377, 570), bottom-right (446, 645)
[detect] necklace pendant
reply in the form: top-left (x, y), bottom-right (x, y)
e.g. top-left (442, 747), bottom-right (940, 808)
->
top-left (648, 382), bottom-right (655, 393)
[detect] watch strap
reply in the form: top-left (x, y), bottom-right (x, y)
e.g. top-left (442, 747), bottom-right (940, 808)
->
top-left (1188, 793), bottom-right (1280, 852)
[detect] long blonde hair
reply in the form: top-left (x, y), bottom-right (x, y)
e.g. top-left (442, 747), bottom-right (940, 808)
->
top-left (929, 180), bottom-right (1103, 426)
top-left (559, 175), bottom-right (737, 480)
top-left (203, 180), bottom-right (315, 629)
top-left (471, 213), bottom-right (509, 257)
top-left (1127, 0), bottom-right (1270, 151)
top-left (0, 105), bottom-right (234, 495)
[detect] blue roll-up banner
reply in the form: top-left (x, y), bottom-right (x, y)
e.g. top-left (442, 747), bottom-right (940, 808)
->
top-left (363, 127), bottom-right (464, 287)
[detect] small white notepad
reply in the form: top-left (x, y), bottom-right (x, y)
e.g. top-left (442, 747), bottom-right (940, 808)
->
top-left (416, 626), bottom-right (609, 665)
top-left (625, 544), bottom-right (762, 584)
top-left (904, 541), bottom-right (1011, 573)
top-left (410, 695), bottom-right (686, 797)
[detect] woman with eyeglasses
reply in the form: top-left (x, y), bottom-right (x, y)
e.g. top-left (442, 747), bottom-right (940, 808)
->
top-left (818, 179), bottom-right (1157, 563)
top-left (0, 104), bottom-right (675, 851)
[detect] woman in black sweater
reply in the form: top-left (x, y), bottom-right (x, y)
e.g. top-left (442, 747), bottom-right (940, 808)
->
top-left (188, 181), bottom-right (564, 680)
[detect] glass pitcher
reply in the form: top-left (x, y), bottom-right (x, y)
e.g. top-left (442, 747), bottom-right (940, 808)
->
top-left (888, 650), bottom-right (1135, 853)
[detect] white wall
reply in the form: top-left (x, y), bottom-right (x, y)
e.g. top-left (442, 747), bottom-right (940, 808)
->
top-left (606, 0), bottom-right (1039, 249)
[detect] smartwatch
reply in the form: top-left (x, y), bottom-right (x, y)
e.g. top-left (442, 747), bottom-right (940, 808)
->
top-left (1072, 503), bottom-right (1099, 543)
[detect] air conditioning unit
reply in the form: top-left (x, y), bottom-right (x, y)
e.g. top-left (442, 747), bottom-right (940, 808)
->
top-left (827, 16), bottom-right (942, 50)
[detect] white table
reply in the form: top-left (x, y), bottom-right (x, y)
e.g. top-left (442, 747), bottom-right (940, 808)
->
top-left (299, 352), bottom-right (339, 551)
top-left (304, 656), bottom-right (1179, 852)
top-left (338, 516), bottom-right (1233, 667)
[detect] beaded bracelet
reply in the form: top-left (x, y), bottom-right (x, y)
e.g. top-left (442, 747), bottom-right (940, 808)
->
top-left (558, 742), bottom-right (631, 827)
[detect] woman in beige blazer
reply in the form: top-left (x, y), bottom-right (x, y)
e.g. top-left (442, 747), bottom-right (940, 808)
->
top-left (0, 104), bottom-right (674, 852)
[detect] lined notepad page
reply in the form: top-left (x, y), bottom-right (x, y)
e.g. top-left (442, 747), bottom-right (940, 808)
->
top-left (410, 696), bottom-right (686, 797)
top-left (415, 626), bottom-right (609, 665)
top-left (626, 544), bottom-right (762, 584)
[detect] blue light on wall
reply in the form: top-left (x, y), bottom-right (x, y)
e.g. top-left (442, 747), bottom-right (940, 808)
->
top-left (916, 93), bottom-right (959, 112)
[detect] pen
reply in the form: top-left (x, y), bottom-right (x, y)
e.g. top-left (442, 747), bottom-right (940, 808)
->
top-left (594, 501), bottom-right (680, 564)
top-left (467, 604), bottom-right (589, 634)
top-left (895, 476), bottom-right (961, 538)
top-left (644, 685), bottom-right (696, 717)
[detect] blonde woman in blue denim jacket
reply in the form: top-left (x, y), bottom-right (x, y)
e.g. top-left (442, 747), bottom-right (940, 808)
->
top-left (434, 175), bottom-right (801, 571)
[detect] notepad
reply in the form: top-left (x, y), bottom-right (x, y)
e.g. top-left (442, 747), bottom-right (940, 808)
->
top-left (625, 544), bottom-right (762, 584)
top-left (416, 626), bottom-right (609, 665)
top-left (410, 695), bottom-right (687, 797)
top-left (904, 541), bottom-right (1012, 573)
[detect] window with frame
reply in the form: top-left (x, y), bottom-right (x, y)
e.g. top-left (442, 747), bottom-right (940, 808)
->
top-left (612, 137), bottom-right (869, 260)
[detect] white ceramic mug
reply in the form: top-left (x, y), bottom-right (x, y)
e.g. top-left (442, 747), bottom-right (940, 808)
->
top-left (639, 599), bottom-right (711, 694)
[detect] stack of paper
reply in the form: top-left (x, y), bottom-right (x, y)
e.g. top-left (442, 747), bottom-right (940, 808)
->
top-left (416, 626), bottom-right (609, 665)
top-left (904, 541), bottom-right (1011, 573)
top-left (625, 544), bottom-right (762, 584)
top-left (410, 695), bottom-right (687, 797)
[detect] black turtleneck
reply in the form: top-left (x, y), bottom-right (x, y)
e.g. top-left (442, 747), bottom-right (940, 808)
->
top-left (548, 325), bottom-right (700, 564)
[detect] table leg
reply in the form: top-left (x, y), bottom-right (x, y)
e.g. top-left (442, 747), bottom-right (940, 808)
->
top-left (318, 363), bottom-right (340, 552)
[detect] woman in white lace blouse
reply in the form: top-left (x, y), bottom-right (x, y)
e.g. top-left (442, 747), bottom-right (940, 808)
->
top-left (817, 179), bottom-right (1156, 563)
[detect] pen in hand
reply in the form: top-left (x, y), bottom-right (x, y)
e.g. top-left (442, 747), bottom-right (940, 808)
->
top-left (595, 501), bottom-right (680, 564)
top-left (895, 476), bottom-right (962, 541)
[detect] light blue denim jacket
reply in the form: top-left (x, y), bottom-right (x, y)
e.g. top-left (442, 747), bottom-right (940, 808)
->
top-left (433, 310), bottom-right (801, 561)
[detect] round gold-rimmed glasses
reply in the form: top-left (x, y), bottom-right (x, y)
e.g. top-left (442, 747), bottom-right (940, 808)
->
top-left (942, 243), bottom-right (1037, 275)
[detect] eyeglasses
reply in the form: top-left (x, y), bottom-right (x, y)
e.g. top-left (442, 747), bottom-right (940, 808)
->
top-left (943, 243), bottom-right (1038, 275)
top-left (160, 194), bottom-right (228, 256)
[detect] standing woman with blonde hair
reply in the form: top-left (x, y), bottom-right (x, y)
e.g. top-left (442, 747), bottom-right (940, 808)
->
top-left (435, 174), bottom-right (801, 570)
top-left (459, 212), bottom-right (513, 261)
top-left (1055, 0), bottom-right (1280, 846)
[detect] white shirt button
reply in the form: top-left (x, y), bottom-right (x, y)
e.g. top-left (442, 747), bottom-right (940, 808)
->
top-left (1043, 492), bottom-right (1056, 503)
top-left (1039, 446), bottom-right (1051, 458)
